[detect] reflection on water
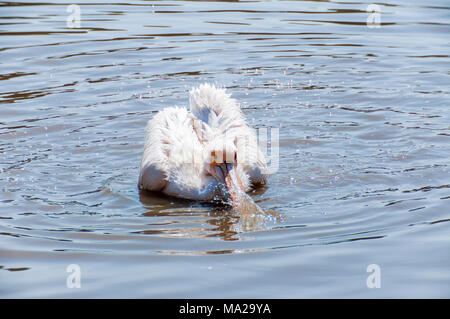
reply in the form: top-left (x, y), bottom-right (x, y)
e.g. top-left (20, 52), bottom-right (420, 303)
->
top-left (0, 0), bottom-right (449, 297)
top-left (139, 189), bottom-right (281, 242)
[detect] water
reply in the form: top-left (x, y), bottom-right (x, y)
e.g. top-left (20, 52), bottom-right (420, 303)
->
top-left (1, 0), bottom-right (449, 298)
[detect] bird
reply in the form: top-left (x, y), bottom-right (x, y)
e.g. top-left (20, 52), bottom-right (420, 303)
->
top-left (138, 83), bottom-right (268, 207)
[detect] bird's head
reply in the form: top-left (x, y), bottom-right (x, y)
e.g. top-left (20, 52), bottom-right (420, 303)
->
top-left (206, 138), bottom-right (245, 205)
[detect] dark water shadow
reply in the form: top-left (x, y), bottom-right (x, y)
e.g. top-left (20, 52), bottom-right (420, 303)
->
top-left (138, 188), bottom-right (280, 241)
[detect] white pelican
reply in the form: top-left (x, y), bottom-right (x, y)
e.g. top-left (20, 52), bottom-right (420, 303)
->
top-left (138, 83), bottom-right (268, 208)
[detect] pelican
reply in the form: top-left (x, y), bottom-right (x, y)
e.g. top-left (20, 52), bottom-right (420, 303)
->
top-left (138, 83), bottom-right (268, 207)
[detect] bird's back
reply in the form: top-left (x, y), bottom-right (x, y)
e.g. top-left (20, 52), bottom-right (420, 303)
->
top-left (138, 107), bottom-right (209, 197)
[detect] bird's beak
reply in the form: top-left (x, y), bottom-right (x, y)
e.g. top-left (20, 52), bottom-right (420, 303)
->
top-left (211, 162), bottom-right (245, 206)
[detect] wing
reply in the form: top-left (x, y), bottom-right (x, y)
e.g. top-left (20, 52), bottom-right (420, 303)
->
top-left (138, 106), bottom-right (205, 194)
top-left (236, 126), bottom-right (268, 186)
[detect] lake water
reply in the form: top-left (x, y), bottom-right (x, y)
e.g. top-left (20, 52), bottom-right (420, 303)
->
top-left (0, 0), bottom-right (449, 298)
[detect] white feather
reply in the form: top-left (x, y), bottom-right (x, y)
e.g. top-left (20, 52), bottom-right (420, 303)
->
top-left (138, 83), bottom-right (267, 201)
